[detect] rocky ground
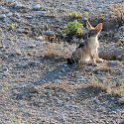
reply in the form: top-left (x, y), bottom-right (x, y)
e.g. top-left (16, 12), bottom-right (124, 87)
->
top-left (0, 0), bottom-right (124, 124)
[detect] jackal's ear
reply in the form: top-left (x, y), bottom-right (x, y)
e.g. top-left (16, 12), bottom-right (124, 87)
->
top-left (86, 21), bottom-right (94, 30)
top-left (95, 23), bottom-right (103, 32)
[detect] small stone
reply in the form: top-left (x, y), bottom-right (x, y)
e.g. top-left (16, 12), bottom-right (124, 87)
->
top-left (27, 42), bottom-right (36, 48)
top-left (6, 0), bottom-right (15, 3)
top-left (15, 49), bottom-right (21, 56)
top-left (43, 30), bottom-right (56, 41)
top-left (15, 3), bottom-right (25, 9)
top-left (54, 79), bottom-right (61, 84)
top-left (33, 4), bottom-right (41, 11)
top-left (118, 96), bottom-right (124, 104)
top-left (35, 11), bottom-right (45, 16)
top-left (108, 60), bottom-right (120, 67)
top-left (0, 14), bottom-right (6, 19)
top-left (17, 28), bottom-right (25, 33)
top-left (6, 12), bottom-right (13, 17)
top-left (36, 36), bottom-right (45, 41)
top-left (28, 86), bottom-right (39, 94)
top-left (43, 31), bottom-right (55, 36)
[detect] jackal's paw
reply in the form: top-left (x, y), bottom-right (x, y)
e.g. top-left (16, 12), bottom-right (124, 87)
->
top-left (97, 58), bottom-right (104, 63)
top-left (92, 61), bottom-right (99, 67)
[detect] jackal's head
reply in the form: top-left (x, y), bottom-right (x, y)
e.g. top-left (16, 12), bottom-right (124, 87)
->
top-left (86, 21), bottom-right (103, 38)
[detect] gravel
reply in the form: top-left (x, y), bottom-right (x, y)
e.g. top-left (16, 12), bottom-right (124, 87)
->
top-left (0, 0), bottom-right (124, 123)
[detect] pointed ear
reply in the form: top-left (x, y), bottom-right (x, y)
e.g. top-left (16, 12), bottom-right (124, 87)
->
top-left (95, 23), bottom-right (103, 32)
top-left (86, 21), bottom-right (94, 30)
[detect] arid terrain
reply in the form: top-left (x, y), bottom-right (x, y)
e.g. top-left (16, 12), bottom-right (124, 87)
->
top-left (0, 0), bottom-right (124, 124)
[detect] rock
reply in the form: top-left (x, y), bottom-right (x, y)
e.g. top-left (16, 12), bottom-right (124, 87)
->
top-left (43, 30), bottom-right (56, 42)
top-left (0, 14), bottom-right (6, 19)
top-left (15, 48), bottom-right (22, 56)
top-left (15, 3), bottom-right (26, 9)
top-left (28, 86), bottom-right (39, 94)
top-left (33, 4), bottom-right (41, 11)
top-left (35, 11), bottom-right (45, 16)
top-left (43, 31), bottom-right (55, 36)
top-left (0, 6), bottom-right (8, 14)
top-left (5, 0), bottom-right (15, 3)
top-left (118, 96), bottom-right (124, 104)
top-left (27, 43), bottom-right (36, 48)
top-left (28, 61), bottom-right (41, 67)
top-left (6, 12), bottom-right (13, 17)
top-left (108, 60), bottom-right (120, 67)
top-left (54, 79), bottom-right (61, 84)
top-left (36, 36), bottom-right (45, 41)
top-left (17, 28), bottom-right (25, 33)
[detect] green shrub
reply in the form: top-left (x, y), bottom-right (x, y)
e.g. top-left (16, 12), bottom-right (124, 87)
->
top-left (64, 21), bottom-right (83, 36)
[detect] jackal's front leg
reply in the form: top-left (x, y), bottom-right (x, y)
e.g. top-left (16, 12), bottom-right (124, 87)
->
top-left (95, 50), bottom-right (104, 63)
top-left (90, 52), bottom-right (98, 66)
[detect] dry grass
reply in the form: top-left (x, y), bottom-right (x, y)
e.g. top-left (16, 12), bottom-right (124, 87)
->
top-left (111, 4), bottom-right (124, 19)
top-left (41, 81), bottom-right (124, 97)
top-left (42, 42), bottom-right (75, 59)
top-left (69, 12), bottom-right (83, 19)
top-left (111, 4), bottom-right (124, 25)
top-left (41, 81), bottom-right (74, 93)
top-left (87, 82), bottom-right (124, 97)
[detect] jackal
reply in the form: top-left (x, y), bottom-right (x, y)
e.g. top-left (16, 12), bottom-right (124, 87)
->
top-left (67, 21), bottom-right (104, 66)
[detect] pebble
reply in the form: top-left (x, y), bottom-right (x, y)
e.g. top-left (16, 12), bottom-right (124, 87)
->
top-left (15, 3), bottom-right (26, 9)
top-left (28, 86), bottom-right (39, 94)
top-left (5, 0), bottom-right (15, 3)
top-left (6, 13), bottom-right (13, 17)
top-left (108, 60), bottom-right (120, 67)
top-left (33, 4), bottom-right (42, 11)
top-left (54, 79), bottom-right (61, 84)
top-left (118, 97), bottom-right (124, 104)
top-left (15, 48), bottom-right (21, 56)
top-left (17, 28), bottom-right (25, 33)
top-left (34, 11), bottom-right (45, 16)
top-left (0, 14), bottom-right (6, 19)
top-left (43, 30), bottom-right (55, 36)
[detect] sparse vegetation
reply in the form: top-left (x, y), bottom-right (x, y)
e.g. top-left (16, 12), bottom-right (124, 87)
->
top-left (68, 11), bottom-right (90, 19)
top-left (64, 21), bottom-right (83, 36)
top-left (6, 113), bottom-right (31, 124)
top-left (111, 4), bottom-right (124, 26)
top-left (2, 84), bottom-right (10, 94)
top-left (87, 81), bottom-right (124, 97)
top-left (69, 12), bottom-right (83, 19)
top-left (8, 23), bottom-right (16, 31)
top-left (41, 81), bottom-right (124, 97)
top-left (42, 42), bottom-right (74, 59)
